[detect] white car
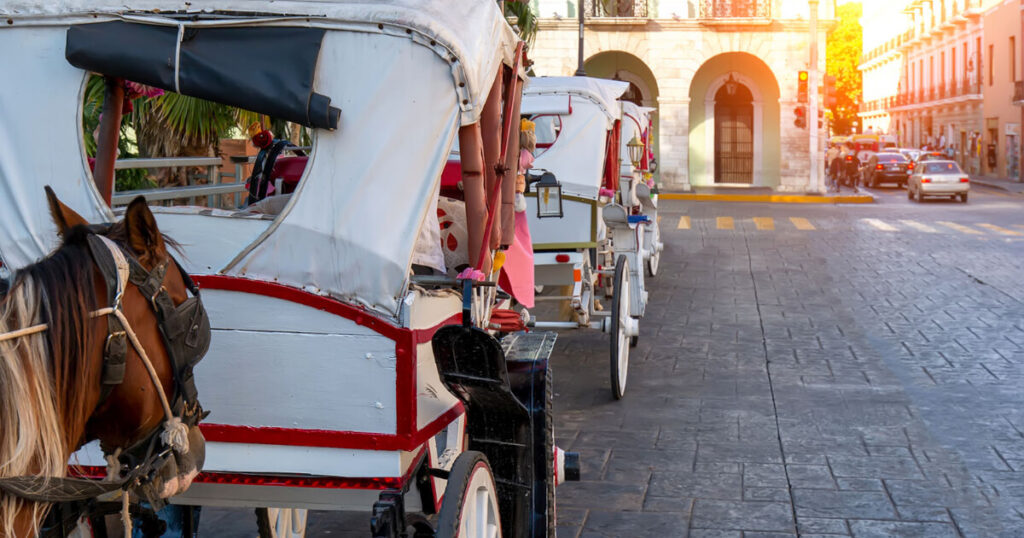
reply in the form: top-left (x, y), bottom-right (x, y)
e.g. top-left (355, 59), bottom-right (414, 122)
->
top-left (907, 160), bottom-right (970, 203)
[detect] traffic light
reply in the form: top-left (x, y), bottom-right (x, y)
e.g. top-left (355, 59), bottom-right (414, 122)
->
top-left (794, 106), bottom-right (806, 129)
top-left (823, 74), bottom-right (837, 109)
top-left (797, 70), bottom-right (809, 103)
top-left (817, 109), bottom-right (824, 129)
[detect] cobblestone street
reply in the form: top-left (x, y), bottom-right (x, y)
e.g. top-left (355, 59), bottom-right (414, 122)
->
top-left (553, 191), bottom-right (1024, 537)
top-left (198, 188), bottom-right (1024, 536)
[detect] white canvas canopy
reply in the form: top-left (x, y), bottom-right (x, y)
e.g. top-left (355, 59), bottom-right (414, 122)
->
top-left (620, 101), bottom-right (656, 165)
top-left (523, 77), bottom-right (628, 199)
top-left (0, 1), bottom-right (520, 316)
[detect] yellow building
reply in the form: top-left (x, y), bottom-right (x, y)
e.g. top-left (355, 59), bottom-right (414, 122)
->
top-left (529, 0), bottom-right (835, 191)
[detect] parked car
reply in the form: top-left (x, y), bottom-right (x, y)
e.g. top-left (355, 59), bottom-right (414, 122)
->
top-left (907, 160), bottom-right (970, 203)
top-left (915, 151), bottom-right (946, 164)
top-left (896, 148), bottom-right (921, 164)
top-left (862, 152), bottom-right (910, 188)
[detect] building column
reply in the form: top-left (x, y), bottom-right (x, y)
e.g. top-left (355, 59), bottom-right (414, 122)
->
top-left (657, 96), bottom-right (691, 190)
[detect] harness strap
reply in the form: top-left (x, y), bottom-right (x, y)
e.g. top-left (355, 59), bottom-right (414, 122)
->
top-left (0, 476), bottom-right (124, 504)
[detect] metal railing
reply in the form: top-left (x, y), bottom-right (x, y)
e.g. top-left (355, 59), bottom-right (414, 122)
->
top-left (584, 0), bottom-right (649, 18)
top-left (111, 157), bottom-right (240, 207)
top-left (111, 147), bottom-right (312, 208)
top-left (699, 0), bottom-right (770, 18)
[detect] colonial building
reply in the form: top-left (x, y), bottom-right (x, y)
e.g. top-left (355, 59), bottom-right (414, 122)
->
top-left (860, 0), bottom-right (1021, 179)
top-left (529, 0), bottom-right (835, 191)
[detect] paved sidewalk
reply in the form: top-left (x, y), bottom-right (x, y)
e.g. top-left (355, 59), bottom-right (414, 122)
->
top-left (970, 175), bottom-right (1024, 194)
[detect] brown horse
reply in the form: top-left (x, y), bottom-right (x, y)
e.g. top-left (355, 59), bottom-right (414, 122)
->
top-left (0, 190), bottom-right (205, 537)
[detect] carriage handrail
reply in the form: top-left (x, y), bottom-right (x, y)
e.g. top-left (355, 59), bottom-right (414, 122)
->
top-left (111, 183), bottom-right (248, 206)
top-left (114, 157), bottom-right (223, 169)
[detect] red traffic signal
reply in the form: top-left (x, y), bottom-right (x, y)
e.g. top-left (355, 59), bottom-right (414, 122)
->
top-left (793, 106), bottom-right (807, 129)
top-left (797, 71), bottom-right (808, 103)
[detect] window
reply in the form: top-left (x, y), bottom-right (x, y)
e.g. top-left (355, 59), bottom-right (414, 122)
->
top-left (924, 161), bottom-right (962, 174)
top-left (951, 47), bottom-right (956, 86)
top-left (1011, 36), bottom-right (1017, 82)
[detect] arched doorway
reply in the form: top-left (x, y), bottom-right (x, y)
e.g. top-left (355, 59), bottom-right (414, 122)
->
top-left (714, 81), bottom-right (754, 183)
top-left (687, 52), bottom-right (780, 187)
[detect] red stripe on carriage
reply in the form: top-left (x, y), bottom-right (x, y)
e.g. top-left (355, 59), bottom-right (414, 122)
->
top-left (200, 402), bottom-right (465, 452)
top-left (191, 276), bottom-right (464, 450)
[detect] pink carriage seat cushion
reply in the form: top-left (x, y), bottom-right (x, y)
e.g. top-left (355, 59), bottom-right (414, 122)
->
top-left (269, 156), bottom-right (308, 194)
top-left (440, 159), bottom-right (463, 200)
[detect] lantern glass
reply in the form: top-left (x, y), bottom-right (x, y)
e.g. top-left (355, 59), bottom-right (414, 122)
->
top-left (627, 135), bottom-right (644, 168)
top-left (535, 172), bottom-right (563, 218)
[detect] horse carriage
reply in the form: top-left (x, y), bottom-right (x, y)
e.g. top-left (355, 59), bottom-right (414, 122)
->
top-left (0, 1), bottom-right (578, 536)
top-left (521, 77), bottom-right (662, 400)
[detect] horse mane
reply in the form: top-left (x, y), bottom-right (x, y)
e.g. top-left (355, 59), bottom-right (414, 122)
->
top-left (0, 225), bottom-right (100, 534)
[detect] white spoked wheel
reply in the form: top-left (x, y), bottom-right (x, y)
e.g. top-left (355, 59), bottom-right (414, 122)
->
top-left (256, 507), bottom-right (308, 538)
top-left (610, 255), bottom-right (630, 400)
top-left (437, 451), bottom-right (503, 538)
top-left (647, 223), bottom-right (661, 277)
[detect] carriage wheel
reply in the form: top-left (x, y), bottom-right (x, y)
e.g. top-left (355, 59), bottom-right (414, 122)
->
top-left (436, 451), bottom-right (502, 538)
top-left (543, 367), bottom-right (556, 535)
top-left (646, 224), bottom-right (661, 278)
top-left (256, 507), bottom-right (308, 538)
top-left (610, 255), bottom-right (630, 400)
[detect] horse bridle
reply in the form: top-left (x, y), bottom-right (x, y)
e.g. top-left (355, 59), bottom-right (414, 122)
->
top-left (0, 228), bottom-right (211, 525)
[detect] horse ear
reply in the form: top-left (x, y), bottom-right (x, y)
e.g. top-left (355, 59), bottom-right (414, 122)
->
top-left (124, 196), bottom-right (166, 266)
top-left (45, 185), bottom-right (89, 236)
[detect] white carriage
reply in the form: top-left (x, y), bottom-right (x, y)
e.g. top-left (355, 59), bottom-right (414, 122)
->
top-left (522, 77), bottom-right (658, 400)
top-left (0, 1), bottom-right (577, 536)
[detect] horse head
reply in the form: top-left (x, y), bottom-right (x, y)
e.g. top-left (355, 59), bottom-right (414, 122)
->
top-left (0, 189), bottom-right (210, 536)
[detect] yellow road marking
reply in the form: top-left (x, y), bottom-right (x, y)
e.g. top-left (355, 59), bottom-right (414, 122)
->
top-left (789, 217), bottom-right (816, 230)
top-left (657, 215), bottom-right (662, 224)
top-left (937, 221), bottom-right (983, 235)
top-left (976, 223), bottom-right (1024, 236)
top-left (717, 216), bottom-right (734, 230)
top-left (753, 217), bottom-right (775, 230)
top-left (677, 216), bottom-right (690, 230)
top-left (899, 219), bottom-right (938, 233)
top-left (863, 218), bottom-right (898, 232)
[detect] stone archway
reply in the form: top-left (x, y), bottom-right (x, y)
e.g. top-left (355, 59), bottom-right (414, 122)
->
top-left (688, 52), bottom-right (780, 187)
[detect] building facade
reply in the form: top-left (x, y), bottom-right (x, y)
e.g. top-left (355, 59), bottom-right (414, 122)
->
top-left (528, 0), bottom-right (834, 191)
top-left (859, 0), bottom-right (1021, 179)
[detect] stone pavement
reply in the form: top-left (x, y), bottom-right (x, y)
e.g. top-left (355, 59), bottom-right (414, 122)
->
top-left (551, 200), bottom-right (1024, 537)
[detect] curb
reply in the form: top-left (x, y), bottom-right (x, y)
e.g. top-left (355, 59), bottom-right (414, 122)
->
top-left (658, 191), bottom-right (874, 204)
top-left (970, 178), bottom-right (1012, 192)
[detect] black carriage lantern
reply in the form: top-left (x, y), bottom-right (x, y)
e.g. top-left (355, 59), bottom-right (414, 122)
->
top-left (627, 135), bottom-right (645, 169)
top-left (535, 172), bottom-right (563, 219)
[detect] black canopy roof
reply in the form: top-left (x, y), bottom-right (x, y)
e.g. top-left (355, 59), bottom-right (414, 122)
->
top-left (66, 21), bottom-right (340, 130)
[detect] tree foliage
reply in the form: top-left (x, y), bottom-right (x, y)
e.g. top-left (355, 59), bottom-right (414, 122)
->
top-left (826, 2), bottom-right (862, 135)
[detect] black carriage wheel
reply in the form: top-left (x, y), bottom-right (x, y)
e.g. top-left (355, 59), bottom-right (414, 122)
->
top-left (256, 507), bottom-right (307, 538)
top-left (610, 255), bottom-right (630, 400)
top-left (544, 366), bottom-right (556, 536)
top-left (436, 451), bottom-right (502, 538)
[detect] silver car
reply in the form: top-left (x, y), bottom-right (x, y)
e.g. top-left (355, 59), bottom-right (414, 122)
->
top-left (907, 160), bottom-right (969, 203)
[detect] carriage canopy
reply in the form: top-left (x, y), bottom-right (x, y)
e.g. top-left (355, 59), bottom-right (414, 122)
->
top-left (522, 77), bottom-right (628, 199)
top-left (0, 0), bottom-right (519, 316)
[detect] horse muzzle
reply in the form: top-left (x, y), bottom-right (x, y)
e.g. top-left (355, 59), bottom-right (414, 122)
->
top-left (151, 424), bottom-right (206, 499)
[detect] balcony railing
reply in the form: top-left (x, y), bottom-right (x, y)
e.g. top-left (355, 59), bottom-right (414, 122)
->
top-left (699, 0), bottom-right (771, 18)
top-left (584, 0), bottom-right (649, 18)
